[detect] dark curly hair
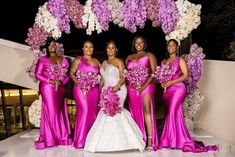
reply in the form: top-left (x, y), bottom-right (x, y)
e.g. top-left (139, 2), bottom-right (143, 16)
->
top-left (40, 37), bottom-right (56, 57)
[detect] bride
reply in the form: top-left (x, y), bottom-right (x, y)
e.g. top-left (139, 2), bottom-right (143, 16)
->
top-left (84, 40), bottom-right (145, 152)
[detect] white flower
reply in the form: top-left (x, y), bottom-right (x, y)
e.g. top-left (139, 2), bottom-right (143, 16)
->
top-left (82, 0), bottom-right (102, 35)
top-left (166, 0), bottom-right (201, 42)
top-left (35, 2), bottom-right (62, 39)
top-left (28, 96), bottom-right (42, 127)
top-left (107, 0), bottom-right (124, 27)
top-left (183, 88), bottom-right (204, 119)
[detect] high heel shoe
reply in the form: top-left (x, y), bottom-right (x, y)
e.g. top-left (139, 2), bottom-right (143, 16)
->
top-left (146, 136), bottom-right (153, 151)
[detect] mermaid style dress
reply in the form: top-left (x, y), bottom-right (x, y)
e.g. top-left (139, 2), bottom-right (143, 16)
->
top-left (126, 56), bottom-right (158, 150)
top-left (35, 57), bottom-right (72, 149)
top-left (73, 57), bottom-right (100, 148)
top-left (84, 61), bottom-right (145, 152)
top-left (159, 57), bottom-right (218, 152)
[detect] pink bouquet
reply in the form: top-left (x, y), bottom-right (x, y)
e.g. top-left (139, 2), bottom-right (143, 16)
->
top-left (152, 65), bottom-right (176, 91)
top-left (99, 86), bottom-right (122, 117)
top-left (76, 71), bottom-right (100, 96)
top-left (47, 63), bottom-right (68, 91)
top-left (123, 65), bottom-right (150, 95)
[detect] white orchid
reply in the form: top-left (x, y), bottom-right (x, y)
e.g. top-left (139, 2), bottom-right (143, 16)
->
top-left (107, 0), bottom-right (124, 27)
top-left (166, 0), bottom-right (201, 42)
top-left (28, 96), bottom-right (42, 127)
top-left (35, 3), bottom-right (62, 39)
top-left (82, 0), bottom-right (102, 35)
top-left (183, 88), bottom-right (204, 120)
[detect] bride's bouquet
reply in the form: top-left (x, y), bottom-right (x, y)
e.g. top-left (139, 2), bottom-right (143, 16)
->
top-left (123, 65), bottom-right (149, 95)
top-left (47, 63), bottom-right (68, 91)
top-left (152, 65), bottom-right (176, 91)
top-left (75, 71), bottom-right (100, 96)
top-left (99, 86), bottom-right (122, 117)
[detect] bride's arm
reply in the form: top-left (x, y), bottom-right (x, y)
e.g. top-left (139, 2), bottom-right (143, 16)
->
top-left (113, 59), bottom-right (126, 92)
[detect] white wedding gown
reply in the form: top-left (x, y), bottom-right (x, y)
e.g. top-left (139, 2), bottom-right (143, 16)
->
top-left (84, 61), bottom-right (145, 152)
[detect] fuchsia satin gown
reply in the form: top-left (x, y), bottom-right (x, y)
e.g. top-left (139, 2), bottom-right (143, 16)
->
top-left (159, 57), bottom-right (218, 152)
top-left (73, 56), bottom-right (100, 148)
top-left (35, 57), bottom-right (72, 149)
top-left (126, 56), bottom-right (158, 150)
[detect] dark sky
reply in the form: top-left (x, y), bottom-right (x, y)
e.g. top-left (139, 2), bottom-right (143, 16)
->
top-left (0, 0), bottom-right (226, 61)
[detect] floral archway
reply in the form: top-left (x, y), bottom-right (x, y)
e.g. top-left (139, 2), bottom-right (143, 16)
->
top-left (26, 0), bottom-right (204, 130)
top-left (25, 0), bottom-right (201, 50)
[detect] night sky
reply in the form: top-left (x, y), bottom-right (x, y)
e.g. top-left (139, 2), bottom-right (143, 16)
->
top-left (1, 0), bottom-right (233, 61)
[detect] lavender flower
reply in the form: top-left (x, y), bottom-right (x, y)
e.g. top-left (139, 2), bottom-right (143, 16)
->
top-left (153, 64), bottom-right (176, 83)
top-left (158, 0), bottom-right (180, 33)
top-left (47, 0), bottom-right (70, 33)
top-left (65, 0), bottom-right (84, 29)
top-left (25, 23), bottom-right (49, 51)
top-left (47, 63), bottom-right (68, 81)
top-left (92, 0), bottom-right (111, 31)
top-left (76, 71), bottom-right (100, 96)
top-left (122, 0), bottom-right (147, 32)
top-left (182, 43), bottom-right (205, 94)
top-left (145, 0), bottom-right (160, 27)
top-left (124, 65), bottom-right (150, 93)
top-left (26, 50), bottom-right (47, 82)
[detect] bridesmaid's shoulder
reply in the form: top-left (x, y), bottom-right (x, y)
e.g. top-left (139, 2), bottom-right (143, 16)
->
top-left (93, 58), bottom-right (100, 66)
top-left (126, 54), bottom-right (134, 61)
top-left (116, 58), bottom-right (125, 66)
top-left (146, 52), bottom-right (156, 57)
top-left (38, 56), bottom-right (48, 62)
top-left (146, 52), bottom-right (157, 61)
top-left (73, 56), bottom-right (81, 62)
top-left (178, 57), bottom-right (186, 62)
top-left (178, 57), bottom-right (187, 64)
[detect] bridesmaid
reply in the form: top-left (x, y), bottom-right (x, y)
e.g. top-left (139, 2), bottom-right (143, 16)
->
top-left (126, 35), bottom-right (158, 150)
top-left (70, 40), bottom-right (100, 148)
top-left (159, 39), bottom-right (218, 152)
top-left (35, 37), bottom-right (72, 149)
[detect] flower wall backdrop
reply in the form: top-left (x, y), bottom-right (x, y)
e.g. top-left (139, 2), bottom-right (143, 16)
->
top-left (25, 0), bottom-right (204, 128)
top-left (25, 0), bottom-right (202, 50)
top-left (182, 43), bottom-right (205, 120)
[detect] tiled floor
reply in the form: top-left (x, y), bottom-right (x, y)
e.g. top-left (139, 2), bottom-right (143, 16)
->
top-left (0, 129), bottom-right (234, 157)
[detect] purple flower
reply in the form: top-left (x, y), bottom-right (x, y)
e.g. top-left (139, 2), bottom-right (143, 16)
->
top-left (158, 0), bottom-right (179, 33)
top-left (25, 23), bottom-right (49, 51)
top-left (153, 64), bottom-right (176, 83)
top-left (92, 0), bottom-right (112, 31)
top-left (56, 43), bottom-right (64, 56)
top-left (145, 0), bottom-right (160, 27)
top-left (75, 71), bottom-right (100, 96)
top-left (124, 65), bottom-right (150, 89)
top-left (122, 0), bottom-right (147, 32)
top-left (26, 50), bottom-right (47, 82)
top-left (65, 0), bottom-right (84, 29)
top-left (47, 0), bottom-right (70, 33)
top-left (99, 86), bottom-right (122, 117)
top-left (47, 63), bottom-right (68, 81)
top-left (182, 43), bottom-right (205, 94)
